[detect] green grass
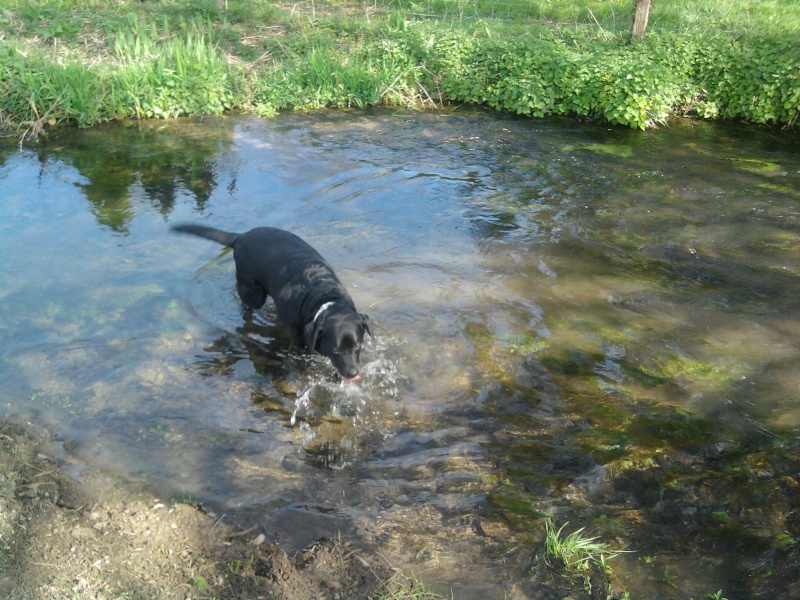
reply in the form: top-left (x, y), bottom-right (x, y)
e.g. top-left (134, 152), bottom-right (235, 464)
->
top-left (111, 14), bottom-right (237, 118)
top-left (0, 0), bottom-right (798, 133)
top-left (544, 518), bottom-right (628, 575)
top-left (386, 0), bottom-right (800, 33)
top-left (375, 572), bottom-right (447, 599)
top-left (692, 592), bottom-right (730, 600)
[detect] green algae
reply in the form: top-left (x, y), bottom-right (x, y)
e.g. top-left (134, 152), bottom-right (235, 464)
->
top-left (643, 352), bottom-right (731, 384)
top-left (487, 491), bottom-right (546, 524)
top-left (727, 158), bottom-right (785, 175)
top-left (562, 142), bottom-right (634, 158)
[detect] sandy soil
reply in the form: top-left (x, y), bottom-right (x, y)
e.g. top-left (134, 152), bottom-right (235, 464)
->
top-left (0, 417), bottom-right (438, 600)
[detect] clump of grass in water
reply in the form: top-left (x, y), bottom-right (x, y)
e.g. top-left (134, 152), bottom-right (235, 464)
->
top-left (691, 592), bottom-right (729, 600)
top-left (376, 572), bottom-right (447, 600)
top-left (544, 518), bottom-right (629, 586)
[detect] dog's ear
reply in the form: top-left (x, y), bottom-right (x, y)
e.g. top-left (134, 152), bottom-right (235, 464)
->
top-left (304, 317), bottom-right (324, 352)
top-left (359, 313), bottom-right (373, 338)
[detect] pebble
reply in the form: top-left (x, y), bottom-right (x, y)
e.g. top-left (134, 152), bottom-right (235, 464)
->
top-left (70, 526), bottom-right (98, 539)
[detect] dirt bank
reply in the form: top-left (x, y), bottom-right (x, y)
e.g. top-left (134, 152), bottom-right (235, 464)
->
top-left (0, 417), bottom-right (437, 600)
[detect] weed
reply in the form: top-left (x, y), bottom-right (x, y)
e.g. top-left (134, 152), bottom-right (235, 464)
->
top-left (193, 575), bottom-right (209, 592)
top-left (691, 591), bottom-right (729, 600)
top-left (376, 572), bottom-right (447, 599)
top-left (545, 518), bottom-right (628, 574)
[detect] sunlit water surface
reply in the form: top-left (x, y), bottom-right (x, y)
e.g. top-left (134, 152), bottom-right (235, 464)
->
top-left (1, 109), bottom-right (799, 598)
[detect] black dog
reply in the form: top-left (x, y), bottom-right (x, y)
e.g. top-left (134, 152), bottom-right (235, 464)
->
top-left (172, 224), bottom-right (372, 382)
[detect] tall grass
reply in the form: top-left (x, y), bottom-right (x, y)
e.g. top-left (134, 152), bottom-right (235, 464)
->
top-left (0, 7), bottom-right (239, 128)
top-left (111, 14), bottom-right (238, 118)
top-left (0, 47), bottom-right (105, 130)
top-left (251, 36), bottom-right (431, 116)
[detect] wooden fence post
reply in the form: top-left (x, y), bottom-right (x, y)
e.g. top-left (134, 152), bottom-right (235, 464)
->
top-left (632, 0), bottom-right (651, 38)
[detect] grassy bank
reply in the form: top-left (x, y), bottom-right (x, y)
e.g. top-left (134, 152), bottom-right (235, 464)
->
top-left (0, 0), bottom-right (798, 133)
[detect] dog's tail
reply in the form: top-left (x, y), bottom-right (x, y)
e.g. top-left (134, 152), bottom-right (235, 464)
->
top-left (171, 224), bottom-right (239, 247)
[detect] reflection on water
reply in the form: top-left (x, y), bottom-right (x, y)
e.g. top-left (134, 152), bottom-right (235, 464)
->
top-left (1, 110), bottom-right (799, 599)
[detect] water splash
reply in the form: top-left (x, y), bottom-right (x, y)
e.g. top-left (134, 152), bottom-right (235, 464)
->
top-left (286, 335), bottom-right (405, 468)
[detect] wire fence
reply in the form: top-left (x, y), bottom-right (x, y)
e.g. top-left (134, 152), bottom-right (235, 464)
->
top-left (272, 0), bottom-right (784, 36)
top-left (289, 0), bottom-right (637, 28)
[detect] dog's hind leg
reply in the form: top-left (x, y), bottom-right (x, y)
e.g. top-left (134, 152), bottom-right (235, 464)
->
top-left (236, 276), bottom-right (268, 311)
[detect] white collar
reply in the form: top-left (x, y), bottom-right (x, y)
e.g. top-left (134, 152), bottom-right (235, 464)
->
top-left (313, 301), bottom-right (336, 323)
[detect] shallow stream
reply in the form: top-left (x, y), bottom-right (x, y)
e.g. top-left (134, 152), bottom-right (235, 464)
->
top-left (1, 109), bottom-right (799, 598)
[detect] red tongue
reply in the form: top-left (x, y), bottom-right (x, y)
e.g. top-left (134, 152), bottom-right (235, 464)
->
top-left (342, 375), bottom-right (362, 384)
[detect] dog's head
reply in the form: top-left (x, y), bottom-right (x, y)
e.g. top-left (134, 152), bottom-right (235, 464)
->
top-left (304, 307), bottom-right (373, 382)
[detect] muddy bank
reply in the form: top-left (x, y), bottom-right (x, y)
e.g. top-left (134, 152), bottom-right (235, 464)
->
top-left (0, 417), bottom-right (440, 600)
